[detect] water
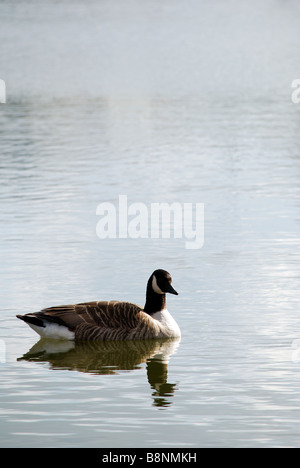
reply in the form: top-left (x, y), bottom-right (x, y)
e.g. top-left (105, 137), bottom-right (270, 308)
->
top-left (1, 0), bottom-right (300, 448)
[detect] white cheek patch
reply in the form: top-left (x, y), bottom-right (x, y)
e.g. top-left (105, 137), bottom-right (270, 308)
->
top-left (152, 275), bottom-right (164, 294)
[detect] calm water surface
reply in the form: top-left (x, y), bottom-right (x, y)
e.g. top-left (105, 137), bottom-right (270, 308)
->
top-left (0, 0), bottom-right (300, 448)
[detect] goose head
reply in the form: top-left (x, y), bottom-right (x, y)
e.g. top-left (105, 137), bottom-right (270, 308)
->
top-left (144, 269), bottom-right (178, 315)
top-left (150, 269), bottom-right (178, 296)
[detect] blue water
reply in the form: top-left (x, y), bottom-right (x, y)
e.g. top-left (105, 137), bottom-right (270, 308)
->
top-left (0, 0), bottom-right (300, 448)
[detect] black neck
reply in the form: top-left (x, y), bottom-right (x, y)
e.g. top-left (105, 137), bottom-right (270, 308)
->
top-left (144, 280), bottom-right (166, 315)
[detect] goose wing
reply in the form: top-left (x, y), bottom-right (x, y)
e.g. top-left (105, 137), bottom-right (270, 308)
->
top-left (31, 301), bottom-right (160, 341)
top-left (39, 301), bottom-right (141, 328)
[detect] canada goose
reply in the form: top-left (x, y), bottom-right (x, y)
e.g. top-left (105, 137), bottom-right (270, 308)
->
top-left (17, 269), bottom-right (181, 341)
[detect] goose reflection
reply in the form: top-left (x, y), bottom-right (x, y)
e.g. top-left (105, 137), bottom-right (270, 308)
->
top-left (17, 337), bottom-right (180, 408)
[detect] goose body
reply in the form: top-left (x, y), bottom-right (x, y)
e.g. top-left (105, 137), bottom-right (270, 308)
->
top-left (17, 269), bottom-right (181, 341)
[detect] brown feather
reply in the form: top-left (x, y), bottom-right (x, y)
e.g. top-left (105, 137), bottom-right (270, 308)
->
top-left (35, 300), bottom-right (162, 340)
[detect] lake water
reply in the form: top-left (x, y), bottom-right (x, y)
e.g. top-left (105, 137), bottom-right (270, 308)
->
top-left (1, 0), bottom-right (300, 448)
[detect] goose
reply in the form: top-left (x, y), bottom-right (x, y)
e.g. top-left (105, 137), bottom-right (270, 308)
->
top-left (16, 269), bottom-right (181, 341)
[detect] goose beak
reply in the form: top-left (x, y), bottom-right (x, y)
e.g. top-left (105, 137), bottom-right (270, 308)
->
top-left (166, 284), bottom-right (178, 295)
